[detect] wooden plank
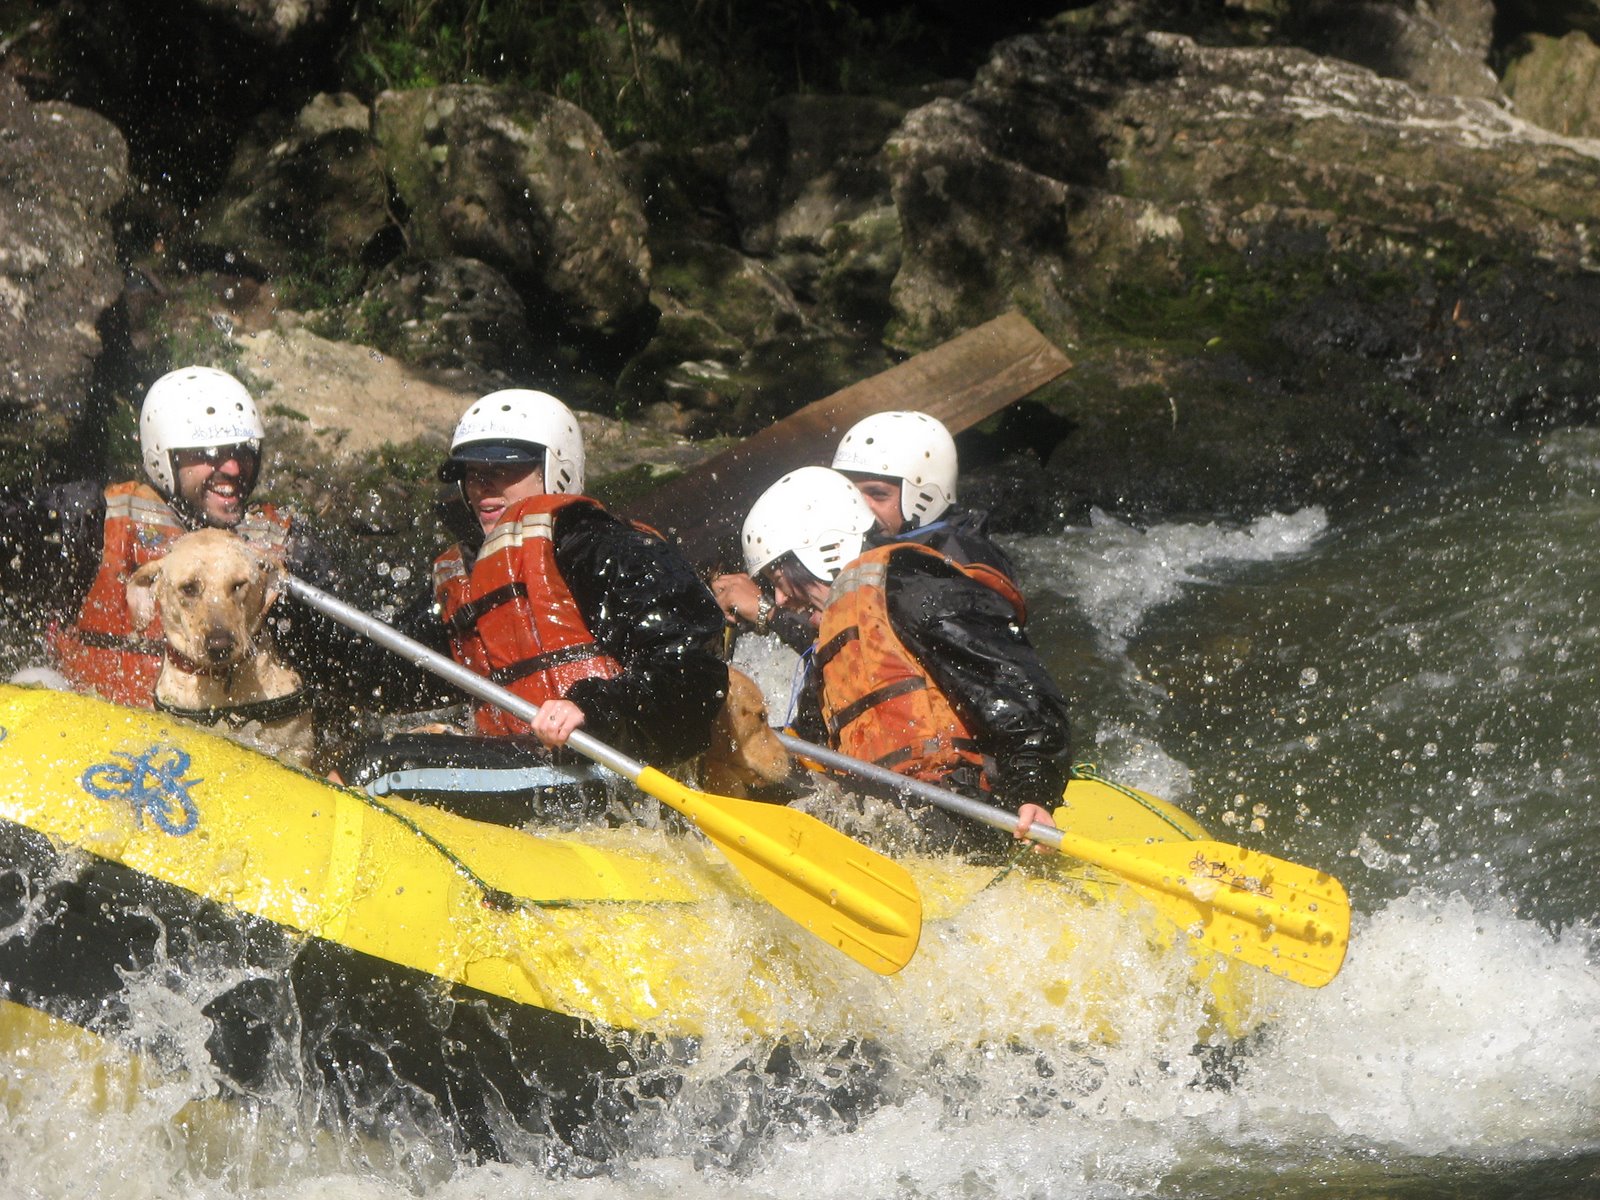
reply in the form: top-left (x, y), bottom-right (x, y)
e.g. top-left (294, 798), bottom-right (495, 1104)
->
top-left (621, 310), bottom-right (1071, 567)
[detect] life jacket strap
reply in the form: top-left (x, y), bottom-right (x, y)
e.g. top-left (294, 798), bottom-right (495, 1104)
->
top-left (826, 676), bottom-right (926, 738)
top-left (446, 582), bottom-right (529, 635)
top-left (873, 737), bottom-right (983, 770)
top-left (489, 641), bottom-right (607, 687)
top-left (814, 625), bottom-right (859, 669)
top-left (63, 627), bottom-right (165, 657)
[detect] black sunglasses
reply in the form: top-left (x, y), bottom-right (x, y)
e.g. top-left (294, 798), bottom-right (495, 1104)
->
top-left (181, 443), bottom-right (258, 467)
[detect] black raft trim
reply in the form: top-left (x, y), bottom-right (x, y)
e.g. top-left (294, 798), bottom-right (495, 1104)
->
top-left (155, 689), bottom-right (312, 728)
top-left (0, 815), bottom-right (641, 1164)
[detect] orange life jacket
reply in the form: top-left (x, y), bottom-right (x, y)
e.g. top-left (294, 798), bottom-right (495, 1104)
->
top-left (49, 481), bottom-right (293, 708)
top-left (432, 493), bottom-right (622, 737)
top-left (814, 543), bottom-right (996, 790)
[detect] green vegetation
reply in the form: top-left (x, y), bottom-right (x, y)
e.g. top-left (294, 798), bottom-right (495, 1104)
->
top-left (143, 286), bottom-right (262, 389)
top-left (304, 294), bottom-right (409, 360)
top-left (341, 0), bottom-right (941, 150)
top-left (276, 257), bottom-right (370, 314)
top-left (276, 256), bottom-right (411, 358)
top-left (360, 439), bottom-right (450, 487)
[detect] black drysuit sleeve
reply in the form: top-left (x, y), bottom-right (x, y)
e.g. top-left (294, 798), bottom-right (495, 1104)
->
top-left (0, 480), bottom-right (108, 624)
top-left (886, 554), bottom-right (1073, 811)
top-left (553, 503), bottom-right (729, 763)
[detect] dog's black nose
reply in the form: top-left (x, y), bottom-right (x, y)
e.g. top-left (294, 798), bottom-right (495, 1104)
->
top-left (205, 631), bottom-right (237, 661)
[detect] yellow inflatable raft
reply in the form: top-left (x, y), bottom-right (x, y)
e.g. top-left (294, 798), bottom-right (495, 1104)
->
top-left (0, 683), bottom-right (1283, 1160)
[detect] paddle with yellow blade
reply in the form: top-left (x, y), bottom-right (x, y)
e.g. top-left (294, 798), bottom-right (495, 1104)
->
top-left (282, 576), bottom-right (921, 976)
top-left (777, 731), bottom-right (1349, 988)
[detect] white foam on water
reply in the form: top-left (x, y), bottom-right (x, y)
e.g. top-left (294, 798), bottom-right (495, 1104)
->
top-left (7, 857), bottom-right (1599, 1198)
top-left (1008, 508), bottom-right (1330, 652)
top-left (1232, 887), bottom-right (1600, 1158)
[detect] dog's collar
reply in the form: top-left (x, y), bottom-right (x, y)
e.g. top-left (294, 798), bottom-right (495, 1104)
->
top-left (155, 689), bottom-right (312, 729)
top-left (163, 646), bottom-right (232, 678)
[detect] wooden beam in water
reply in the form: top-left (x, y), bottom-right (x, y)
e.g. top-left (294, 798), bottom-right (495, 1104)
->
top-left (621, 310), bottom-right (1071, 566)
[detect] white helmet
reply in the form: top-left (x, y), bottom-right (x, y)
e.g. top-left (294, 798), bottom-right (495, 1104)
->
top-left (831, 410), bottom-right (958, 529)
top-left (139, 366), bottom-right (265, 498)
top-left (742, 466), bottom-right (874, 582)
top-left (440, 389), bottom-right (585, 495)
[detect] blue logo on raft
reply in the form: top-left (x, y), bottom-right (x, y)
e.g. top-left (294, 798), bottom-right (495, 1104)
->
top-left (80, 744), bottom-right (203, 836)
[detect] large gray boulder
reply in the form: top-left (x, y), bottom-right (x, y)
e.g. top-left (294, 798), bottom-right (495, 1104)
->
top-left (195, 93), bottom-right (393, 275)
top-left (885, 30), bottom-right (1600, 514)
top-left (1503, 31), bottom-right (1600, 137)
top-left (373, 86), bottom-right (652, 345)
top-left (1282, 0), bottom-right (1502, 100)
top-left (0, 74), bottom-right (128, 486)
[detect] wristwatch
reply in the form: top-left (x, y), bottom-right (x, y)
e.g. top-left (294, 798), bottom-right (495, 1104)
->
top-left (754, 588), bottom-right (775, 633)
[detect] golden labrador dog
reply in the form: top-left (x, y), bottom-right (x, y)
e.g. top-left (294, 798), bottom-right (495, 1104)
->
top-left (126, 528), bottom-right (315, 768)
top-left (701, 665), bottom-right (793, 798)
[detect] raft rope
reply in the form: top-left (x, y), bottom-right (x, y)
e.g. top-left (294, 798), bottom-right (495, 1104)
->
top-left (1067, 761), bottom-right (1201, 842)
top-left (980, 761), bottom-right (1202, 890)
top-left (343, 786), bottom-right (582, 912)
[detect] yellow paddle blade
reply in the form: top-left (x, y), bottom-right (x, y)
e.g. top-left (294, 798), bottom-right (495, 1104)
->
top-left (637, 767), bottom-right (922, 975)
top-left (1052, 818), bottom-right (1350, 988)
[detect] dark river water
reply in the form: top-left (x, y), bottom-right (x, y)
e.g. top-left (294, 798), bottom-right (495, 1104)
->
top-left (2, 428), bottom-right (1596, 1197)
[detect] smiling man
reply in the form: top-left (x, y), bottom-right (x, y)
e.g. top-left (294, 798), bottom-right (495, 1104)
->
top-left (0, 366), bottom-right (344, 711)
top-left (418, 389), bottom-right (728, 762)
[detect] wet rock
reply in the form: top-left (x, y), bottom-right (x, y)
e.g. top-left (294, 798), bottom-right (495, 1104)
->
top-left (1503, 30), bottom-right (1600, 137)
top-left (814, 205), bottom-right (902, 338)
top-left (230, 325), bottom-right (470, 463)
top-left (0, 74), bottom-right (128, 486)
top-left (728, 94), bottom-right (910, 257)
top-left (617, 238), bottom-right (816, 426)
top-left (882, 28), bottom-right (1600, 512)
top-left (194, 93), bottom-right (394, 275)
top-left (354, 256), bottom-right (534, 381)
top-left (373, 86), bottom-right (652, 349)
top-left (1281, 0), bottom-right (1502, 101)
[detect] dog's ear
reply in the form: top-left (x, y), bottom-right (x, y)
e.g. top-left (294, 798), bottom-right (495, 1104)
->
top-left (259, 562), bottom-right (283, 618)
top-left (126, 560), bottom-right (163, 630)
top-left (243, 548), bottom-right (283, 636)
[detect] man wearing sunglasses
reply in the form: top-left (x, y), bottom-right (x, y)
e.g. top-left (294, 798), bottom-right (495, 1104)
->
top-left (0, 365), bottom-right (343, 710)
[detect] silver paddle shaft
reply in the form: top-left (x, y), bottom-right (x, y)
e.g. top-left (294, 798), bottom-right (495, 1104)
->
top-left (283, 575), bottom-right (645, 783)
top-left (774, 731), bottom-right (1063, 850)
